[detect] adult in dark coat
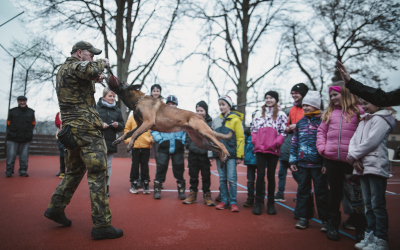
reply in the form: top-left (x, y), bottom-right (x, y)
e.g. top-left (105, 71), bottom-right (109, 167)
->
top-left (337, 61), bottom-right (400, 107)
top-left (97, 87), bottom-right (125, 196)
top-left (6, 96), bottom-right (35, 177)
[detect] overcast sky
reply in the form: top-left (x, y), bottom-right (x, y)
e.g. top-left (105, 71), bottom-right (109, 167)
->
top-left (1, 0), bottom-right (399, 125)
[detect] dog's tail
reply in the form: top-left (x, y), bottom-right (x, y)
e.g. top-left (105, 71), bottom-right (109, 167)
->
top-left (213, 131), bottom-right (233, 140)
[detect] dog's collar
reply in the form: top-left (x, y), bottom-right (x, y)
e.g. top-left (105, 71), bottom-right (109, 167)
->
top-left (135, 94), bottom-right (146, 108)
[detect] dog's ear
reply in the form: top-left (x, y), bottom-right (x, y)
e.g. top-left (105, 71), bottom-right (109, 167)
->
top-left (130, 84), bottom-right (142, 91)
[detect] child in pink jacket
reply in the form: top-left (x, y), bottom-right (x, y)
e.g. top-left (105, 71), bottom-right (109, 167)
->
top-left (316, 82), bottom-right (365, 242)
top-left (251, 91), bottom-right (287, 215)
top-left (348, 99), bottom-right (395, 250)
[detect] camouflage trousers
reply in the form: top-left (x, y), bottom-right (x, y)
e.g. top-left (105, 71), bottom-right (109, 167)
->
top-left (48, 127), bottom-right (111, 228)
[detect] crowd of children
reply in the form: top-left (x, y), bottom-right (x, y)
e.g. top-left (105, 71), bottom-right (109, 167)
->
top-left (78, 78), bottom-right (393, 250)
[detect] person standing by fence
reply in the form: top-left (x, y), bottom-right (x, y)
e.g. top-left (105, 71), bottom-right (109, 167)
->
top-left (5, 95), bottom-right (36, 178)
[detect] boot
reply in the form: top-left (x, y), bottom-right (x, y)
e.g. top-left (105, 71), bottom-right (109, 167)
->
top-left (91, 225), bottom-right (123, 240)
top-left (252, 197), bottom-right (263, 215)
top-left (244, 197), bottom-right (255, 207)
top-left (44, 208), bottom-right (72, 227)
top-left (153, 180), bottom-right (162, 199)
top-left (143, 180), bottom-right (150, 194)
top-left (267, 203), bottom-right (276, 215)
top-left (183, 190), bottom-right (197, 204)
top-left (106, 185), bottom-right (110, 197)
top-left (177, 181), bottom-right (186, 200)
top-left (130, 181), bottom-right (139, 194)
top-left (354, 213), bottom-right (367, 243)
top-left (327, 213), bottom-right (341, 241)
top-left (203, 192), bottom-right (215, 206)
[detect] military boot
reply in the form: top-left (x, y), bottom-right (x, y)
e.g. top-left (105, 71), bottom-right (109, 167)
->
top-left (91, 225), bottom-right (123, 240)
top-left (153, 180), bottom-right (162, 199)
top-left (177, 181), bottom-right (186, 200)
top-left (44, 208), bottom-right (71, 227)
top-left (183, 190), bottom-right (197, 204)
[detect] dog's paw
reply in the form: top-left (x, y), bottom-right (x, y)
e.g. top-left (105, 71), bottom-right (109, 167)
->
top-left (112, 139), bottom-right (121, 146)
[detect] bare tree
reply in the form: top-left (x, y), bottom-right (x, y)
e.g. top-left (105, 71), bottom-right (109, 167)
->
top-left (181, 0), bottom-right (287, 124)
top-left (20, 0), bottom-right (180, 120)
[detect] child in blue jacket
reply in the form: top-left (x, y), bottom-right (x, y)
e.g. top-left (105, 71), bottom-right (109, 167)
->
top-left (289, 91), bottom-right (329, 231)
top-left (151, 95), bottom-right (186, 200)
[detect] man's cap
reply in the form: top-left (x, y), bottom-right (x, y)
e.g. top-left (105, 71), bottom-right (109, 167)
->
top-left (17, 96), bottom-right (27, 100)
top-left (70, 41), bottom-right (102, 55)
top-left (166, 95), bottom-right (178, 105)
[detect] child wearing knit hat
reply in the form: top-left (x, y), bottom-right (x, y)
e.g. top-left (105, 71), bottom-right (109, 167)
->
top-left (289, 90), bottom-right (329, 231)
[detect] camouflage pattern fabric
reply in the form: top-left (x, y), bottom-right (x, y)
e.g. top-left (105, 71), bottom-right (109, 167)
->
top-left (48, 128), bottom-right (111, 228)
top-left (48, 56), bottom-right (111, 228)
top-left (56, 57), bottom-right (106, 130)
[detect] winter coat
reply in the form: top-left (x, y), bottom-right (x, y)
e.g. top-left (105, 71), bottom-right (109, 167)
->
top-left (289, 114), bottom-right (324, 168)
top-left (347, 78), bottom-right (400, 107)
top-left (316, 105), bottom-right (364, 162)
top-left (124, 114), bottom-right (154, 149)
top-left (212, 111), bottom-right (245, 159)
top-left (7, 106), bottom-right (36, 142)
top-left (96, 98), bottom-right (125, 153)
top-left (348, 110), bottom-right (396, 178)
top-left (151, 130), bottom-right (186, 154)
top-left (244, 129), bottom-right (256, 165)
top-left (251, 107), bottom-right (287, 156)
top-left (186, 114), bottom-right (212, 155)
top-left (280, 105), bottom-right (304, 161)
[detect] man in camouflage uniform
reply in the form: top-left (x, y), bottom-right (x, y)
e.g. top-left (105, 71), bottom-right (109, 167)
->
top-left (44, 41), bottom-right (123, 239)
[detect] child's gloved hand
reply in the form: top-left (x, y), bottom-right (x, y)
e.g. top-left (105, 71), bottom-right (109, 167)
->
top-left (290, 164), bottom-right (298, 172)
top-left (321, 166), bottom-right (326, 174)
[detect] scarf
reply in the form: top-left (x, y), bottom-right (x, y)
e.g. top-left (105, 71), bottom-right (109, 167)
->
top-left (304, 110), bottom-right (321, 117)
top-left (102, 99), bottom-right (116, 108)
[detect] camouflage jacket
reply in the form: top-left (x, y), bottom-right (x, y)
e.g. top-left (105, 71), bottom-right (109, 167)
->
top-left (56, 57), bottom-right (107, 130)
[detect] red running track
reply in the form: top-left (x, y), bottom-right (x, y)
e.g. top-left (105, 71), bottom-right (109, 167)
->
top-left (1, 156), bottom-right (399, 249)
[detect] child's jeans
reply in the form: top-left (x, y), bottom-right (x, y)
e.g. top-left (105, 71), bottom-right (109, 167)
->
top-left (130, 148), bottom-right (150, 182)
top-left (278, 160), bottom-right (299, 193)
top-left (216, 158), bottom-right (237, 205)
top-left (342, 174), bottom-right (365, 215)
top-left (360, 174), bottom-right (388, 242)
top-left (295, 167), bottom-right (329, 220)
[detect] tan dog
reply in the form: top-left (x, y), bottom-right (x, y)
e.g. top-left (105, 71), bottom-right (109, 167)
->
top-left (107, 76), bottom-right (231, 163)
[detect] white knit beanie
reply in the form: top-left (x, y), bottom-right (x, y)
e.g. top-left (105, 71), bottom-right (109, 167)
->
top-left (302, 91), bottom-right (321, 110)
top-left (218, 95), bottom-right (233, 108)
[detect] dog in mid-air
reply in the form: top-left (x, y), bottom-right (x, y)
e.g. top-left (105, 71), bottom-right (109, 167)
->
top-left (106, 74), bottom-right (231, 163)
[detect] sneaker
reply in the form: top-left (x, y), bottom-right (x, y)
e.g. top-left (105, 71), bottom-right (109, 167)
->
top-left (59, 173), bottom-right (65, 179)
top-left (216, 202), bottom-right (226, 210)
top-left (355, 231), bottom-right (374, 250)
top-left (183, 191), bottom-right (197, 204)
top-left (215, 193), bottom-right (222, 202)
top-left (143, 181), bottom-right (150, 194)
top-left (342, 216), bottom-right (355, 230)
top-left (230, 204), bottom-right (239, 212)
top-left (44, 208), bottom-right (72, 227)
top-left (295, 218), bottom-right (309, 229)
top-left (19, 173), bottom-right (29, 177)
top-left (274, 192), bottom-right (285, 202)
top-left (321, 221), bottom-right (328, 232)
top-left (130, 182), bottom-right (139, 194)
top-left (203, 192), bottom-right (215, 206)
top-left (6, 172), bottom-right (12, 177)
top-left (56, 171), bottom-right (61, 177)
top-left (243, 197), bottom-right (254, 207)
top-left (91, 225), bottom-right (123, 240)
top-left (363, 236), bottom-right (388, 250)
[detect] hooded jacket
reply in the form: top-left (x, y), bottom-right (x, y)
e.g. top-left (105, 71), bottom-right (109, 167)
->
top-left (251, 108), bottom-right (287, 156)
top-left (280, 105), bottom-right (304, 161)
top-left (348, 110), bottom-right (396, 178)
top-left (212, 111), bottom-right (245, 159)
top-left (151, 130), bottom-right (186, 154)
top-left (289, 114), bottom-right (324, 168)
top-left (186, 114), bottom-right (212, 155)
top-left (124, 114), bottom-right (154, 149)
top-left (96, 98), bottom-right (125, 153)
top-left (316, 105), bottom-right (364, 162)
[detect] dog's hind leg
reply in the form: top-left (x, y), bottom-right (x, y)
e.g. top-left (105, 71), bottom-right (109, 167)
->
top-left (113, 127), bottom-right (138, 146)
